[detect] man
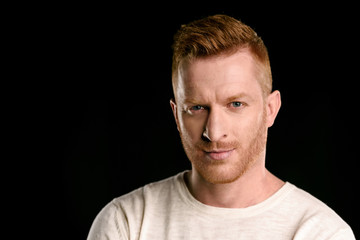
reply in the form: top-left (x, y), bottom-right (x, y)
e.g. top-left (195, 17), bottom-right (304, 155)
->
top-left (87, 14), bottom-right (355, 239)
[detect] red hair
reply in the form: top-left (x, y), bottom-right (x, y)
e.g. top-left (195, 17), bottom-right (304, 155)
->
top-left (172, 14), bottom-right (272, 96)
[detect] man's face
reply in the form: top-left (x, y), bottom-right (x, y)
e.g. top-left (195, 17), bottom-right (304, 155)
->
top-left (171, 50), bottom-right (270, 184)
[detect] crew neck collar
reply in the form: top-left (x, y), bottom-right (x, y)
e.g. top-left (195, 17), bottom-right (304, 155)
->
top-left (175, 170), bottom-right (295, 218)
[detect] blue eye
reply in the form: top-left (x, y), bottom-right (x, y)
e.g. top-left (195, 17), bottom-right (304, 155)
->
top-left (190, 105), bottom-right (204, 111)
top-left (231, 102), bottom-right (242, 108)
top-left (186, 105), bottom-right (206, 115)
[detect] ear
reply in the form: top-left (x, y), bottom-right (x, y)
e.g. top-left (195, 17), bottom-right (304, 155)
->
top-left (265, 90), bottom-right (281, 127)
top-left (170, 98), bottom-right (180, 132)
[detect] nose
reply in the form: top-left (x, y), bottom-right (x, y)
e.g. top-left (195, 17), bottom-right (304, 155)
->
top-left (202, 107), bottom-right (228, 142)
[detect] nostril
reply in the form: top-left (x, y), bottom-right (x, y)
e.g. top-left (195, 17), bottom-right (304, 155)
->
top-left (201, 133), bottom-right (211, 142)
top-left (202, 129), bottom-right (228, 142)
top-left (202, 130), bottom-right (211, 142)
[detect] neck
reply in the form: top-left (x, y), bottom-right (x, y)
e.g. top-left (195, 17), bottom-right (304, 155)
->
top-left (185, 160), bottom-right (284, 208)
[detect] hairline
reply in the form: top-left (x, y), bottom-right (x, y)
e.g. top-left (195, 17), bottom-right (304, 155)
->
top-left (172, 47), bottom-right (272, 101)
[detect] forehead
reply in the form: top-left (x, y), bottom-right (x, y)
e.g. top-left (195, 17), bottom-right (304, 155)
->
top-left (176, 50), bottom-right (263, 102)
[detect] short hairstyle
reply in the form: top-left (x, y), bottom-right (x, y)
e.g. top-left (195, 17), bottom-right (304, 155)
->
top-left (171, 14), bottom-right (272, 97)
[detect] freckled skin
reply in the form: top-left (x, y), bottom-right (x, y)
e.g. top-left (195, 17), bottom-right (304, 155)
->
top-left (171, 51), bottom-right (267, 184)
top-left (170, 50), bottom-right (282, 208)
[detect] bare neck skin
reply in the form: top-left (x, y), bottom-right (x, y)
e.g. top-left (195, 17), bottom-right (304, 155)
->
top-left (185, 153), bottom-right (285, 208)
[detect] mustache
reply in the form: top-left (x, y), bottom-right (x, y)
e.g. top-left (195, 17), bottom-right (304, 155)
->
top-left (196, 140), bottom-right (240, 152)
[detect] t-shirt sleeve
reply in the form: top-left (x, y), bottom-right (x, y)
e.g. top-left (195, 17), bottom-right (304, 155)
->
top-left (329, 228), bottom-right (356, 240)
top-left (292, 209), bottom-right (356, 240)
top-left (87, 200), bottom-right (129, 240)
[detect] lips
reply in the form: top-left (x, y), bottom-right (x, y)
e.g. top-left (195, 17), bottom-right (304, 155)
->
top-left (205, 149), bottom-right (235, 160)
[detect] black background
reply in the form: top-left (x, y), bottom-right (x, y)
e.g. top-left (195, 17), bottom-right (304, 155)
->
top-left (11, 2), bottom-right (359, 239)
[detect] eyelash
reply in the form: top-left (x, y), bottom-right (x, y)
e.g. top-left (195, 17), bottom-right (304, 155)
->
top-left (187, 102), bottom-right (243, 113)
top-left (229, 102), bottom-right (243, 108)
top-left (190, 105), bottom-right (205, 111)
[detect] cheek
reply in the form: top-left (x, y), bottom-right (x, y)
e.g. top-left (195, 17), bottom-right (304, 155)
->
top-left (231, 122), bottom-right (250, 142)
top-left (232, 111), bottom-right (264, 141)
top-left (178, 114), bottom-right (205, 141)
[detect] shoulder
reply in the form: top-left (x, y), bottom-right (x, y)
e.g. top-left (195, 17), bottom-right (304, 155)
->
top-left (87, 199), bottom-right (127, 239)
top-left (112, 172), bottom-right (182, 209)
top-left (87, 172), bottom-right (185, 240)
top-left (289, 184), bottom-right (345, 222)
top-left (286, 183), bottom-right (355, 239)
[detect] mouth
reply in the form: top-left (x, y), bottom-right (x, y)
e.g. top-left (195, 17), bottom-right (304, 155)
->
top-left (204, 149), bottom-right (235, 161)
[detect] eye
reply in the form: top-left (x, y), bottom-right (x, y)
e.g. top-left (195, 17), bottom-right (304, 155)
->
top-left (186, 105), bottom-right (205, 115)
top-left (190, 105), bottom-right (204, 111)
top-left (230, 102), bottom-right (243, 108)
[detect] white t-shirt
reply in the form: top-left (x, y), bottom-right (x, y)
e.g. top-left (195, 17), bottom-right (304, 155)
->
top-left (87, 171), bottom-right (355, 240)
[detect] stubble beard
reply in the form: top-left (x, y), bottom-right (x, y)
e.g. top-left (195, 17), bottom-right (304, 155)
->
top-left (179, 111), bottom-right (268, 184)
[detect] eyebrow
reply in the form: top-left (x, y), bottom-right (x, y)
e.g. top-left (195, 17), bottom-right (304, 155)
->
top-left (183, 93), bottom-right (251, 105)
top-left (183, 98), bottom-right (201, 105)
top-left (225, 93), bottom-right (251, 102)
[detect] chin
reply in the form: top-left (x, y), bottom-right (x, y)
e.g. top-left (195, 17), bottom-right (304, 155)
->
top-left (194, 160), bottom-right (246, 184)
top-left (193, 150), bottom-right (260, 184)
top-left (198, 167), bottom-right (243, 184)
